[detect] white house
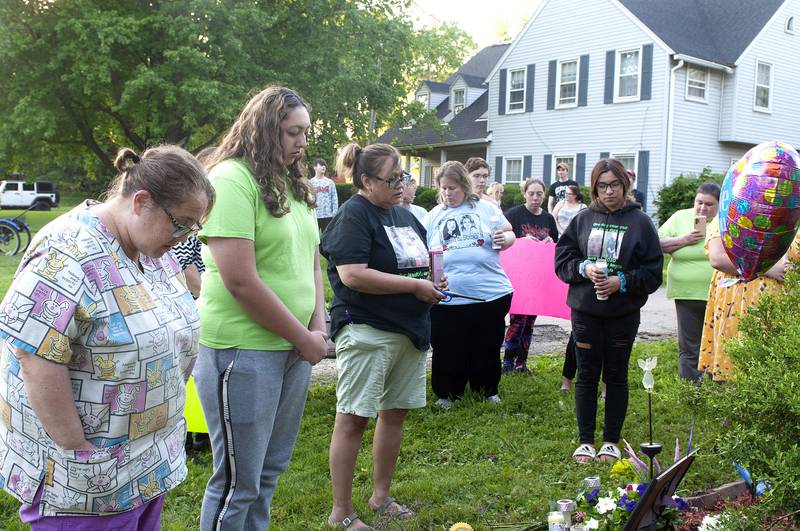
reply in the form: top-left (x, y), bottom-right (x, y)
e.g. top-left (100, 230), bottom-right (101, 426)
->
top-left (485, 0), bottom-right (798, 210)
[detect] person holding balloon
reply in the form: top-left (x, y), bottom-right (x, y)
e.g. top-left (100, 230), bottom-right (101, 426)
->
top-left (698, 142), bottom-right (800, 382)
top-left (658, 182), bottom-right (720, 382)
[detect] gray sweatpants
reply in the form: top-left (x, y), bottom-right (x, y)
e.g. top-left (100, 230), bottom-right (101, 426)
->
top-left (195, 345), bottom-right (311, 530)
top-left (675, 299), bottom-right (706, 382)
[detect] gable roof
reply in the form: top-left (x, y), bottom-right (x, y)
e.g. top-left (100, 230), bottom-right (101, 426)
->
top-left (618, 0), bottom-right (785, 67)
top-left (445, 43), bottom-right (510, 84)
top-left (420, 80), bottom-right (450, 94)
top-left (377, 92), bottom-right (489, 148)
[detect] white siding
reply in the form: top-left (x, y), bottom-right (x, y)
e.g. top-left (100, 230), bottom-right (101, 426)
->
top-left (724, 0), bottom-right (800, 145)
top-left (430, 92), bottom-right (448, 109)
top-left (486, 0), bottom-right (670, 211)
top-left (670, 67), bottom-right (749, 179)
top-left (466, 86), bottom-right (485, 108)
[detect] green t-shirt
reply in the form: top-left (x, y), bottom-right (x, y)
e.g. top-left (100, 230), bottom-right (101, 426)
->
top-left (198, 159), bottom-right (319, 350)
top-left (657, 207), bottom-right (713, 300)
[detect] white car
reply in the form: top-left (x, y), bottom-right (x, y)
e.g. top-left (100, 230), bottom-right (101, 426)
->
top-left (0, 180), bottom-right (60, 210)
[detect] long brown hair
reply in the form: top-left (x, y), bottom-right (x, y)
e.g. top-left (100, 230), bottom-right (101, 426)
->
top-left (205, 86), bottom-right (315, 217)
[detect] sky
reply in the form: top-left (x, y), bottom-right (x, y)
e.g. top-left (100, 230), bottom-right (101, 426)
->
top-left (410, 0), bottom-right (541, 49)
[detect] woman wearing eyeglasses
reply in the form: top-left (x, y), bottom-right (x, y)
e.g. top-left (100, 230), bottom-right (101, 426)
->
top-left (321, 142), bottom-right (446, 529)
top-left (0, 145), bottom-right (214, 528)
top-left (194, 86), bottom-right (329, 530)
top-left (555, 159), bottom-right (662, 464)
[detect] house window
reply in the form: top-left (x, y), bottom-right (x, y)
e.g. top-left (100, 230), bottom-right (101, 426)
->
top-left (754, 60), bottom-right (772, 112)
top-left (786, 16), bottom-right (795, 34)
top-left (505, 158), bottom-right (523, 183)
top-left (685, 66), bottom-right (708, 102)
top-left (553, 155), bottom-right (576, 181)
top-left (557, 59), bottom-right (579, 108)
top-left (615, 48), bottom-right (641, 101)
top-left (507, 68), bottom-right (526, 113)
top-left (611, 152), bottom-right (637, 172)
top-left (416, 92), bottom-right (429, 108)
top-left (453, 88), bottom-right (465, 114)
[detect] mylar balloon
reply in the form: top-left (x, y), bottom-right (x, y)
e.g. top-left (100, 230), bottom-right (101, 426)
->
top-left (718, 141), bottom-right (800, 281)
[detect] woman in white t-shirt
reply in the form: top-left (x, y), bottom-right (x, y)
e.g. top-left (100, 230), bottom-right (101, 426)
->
top-left (423, 161), bottom-right (516, 407)
top-left (552, 184), bottom-right (587, 235)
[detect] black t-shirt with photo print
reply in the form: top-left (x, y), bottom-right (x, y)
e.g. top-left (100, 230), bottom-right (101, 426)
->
top-left (504, 205), bottom-right (559, 242)
top-left (548, 179), bottom-right (579, 203)
top-left (321, 194), bottom-right (432, 351)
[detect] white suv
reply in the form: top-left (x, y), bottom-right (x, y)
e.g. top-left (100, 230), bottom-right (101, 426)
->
top-left (0, 180), bottom-right (60, 210)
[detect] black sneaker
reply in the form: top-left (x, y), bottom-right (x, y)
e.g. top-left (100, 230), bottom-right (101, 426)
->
top-left (502, 362), bottom-right (515, 374)
top-left (514, 365), bottom-right (531, 375)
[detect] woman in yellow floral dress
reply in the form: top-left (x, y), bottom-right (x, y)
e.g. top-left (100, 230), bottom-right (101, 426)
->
top-left (698, 217), bottom-right (799, 381)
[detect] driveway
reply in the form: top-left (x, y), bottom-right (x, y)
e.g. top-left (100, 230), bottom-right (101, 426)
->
top-left (311, 287), bottom-right (677, 384)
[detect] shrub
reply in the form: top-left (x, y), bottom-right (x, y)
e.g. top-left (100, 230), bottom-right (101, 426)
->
top-left (335, 182), bottom-right (356, 206)
top-left (693, 266), bottom-right (800, 524)
top-left (653, 168), bottom-right (724, 225)
top-left (500, 184), bottom-right (523, 211)
top-left (415, 186), bottom-right (439, 211)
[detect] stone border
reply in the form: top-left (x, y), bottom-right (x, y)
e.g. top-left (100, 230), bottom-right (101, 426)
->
top-left (684, 480), bottom-right (747, 509)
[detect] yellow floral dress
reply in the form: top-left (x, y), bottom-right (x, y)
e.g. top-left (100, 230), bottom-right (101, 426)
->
top-left (698, 218), bottom-right (800, 381)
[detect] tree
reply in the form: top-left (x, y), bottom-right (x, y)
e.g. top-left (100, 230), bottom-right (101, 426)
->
top-left (0, 0), bottom-right (473, 191)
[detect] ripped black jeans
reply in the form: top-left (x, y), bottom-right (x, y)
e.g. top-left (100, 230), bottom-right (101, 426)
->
top-left (571, 309), bottom-right (640, 445)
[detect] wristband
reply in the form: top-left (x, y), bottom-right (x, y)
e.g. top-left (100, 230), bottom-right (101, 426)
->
top-left (578, 259), bottom-right (592, 278)
top-left (617, 271), bottom-right (627, 293)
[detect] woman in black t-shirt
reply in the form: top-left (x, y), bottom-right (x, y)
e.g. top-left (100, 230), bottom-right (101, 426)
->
top-left (321, 143), bottom-right (446, 529)
top-left (502, 179), bottom-right (559, 374)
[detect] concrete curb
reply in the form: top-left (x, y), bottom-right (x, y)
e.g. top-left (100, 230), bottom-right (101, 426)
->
top-left (684, 480), bottom-right (748, 509)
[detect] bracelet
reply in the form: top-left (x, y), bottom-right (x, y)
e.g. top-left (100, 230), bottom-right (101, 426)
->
top-left (617, 271), bottom-right (627, 293)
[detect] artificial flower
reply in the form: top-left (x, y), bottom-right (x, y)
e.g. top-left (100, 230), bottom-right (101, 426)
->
top-left (596, 496), bottom-right (617, 514)
top-left (698, 514), bottom-right (721, 531)
top-left (586, 518), bottom-right (599, 529)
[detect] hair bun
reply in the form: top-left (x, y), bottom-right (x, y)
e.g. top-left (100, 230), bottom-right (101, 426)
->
top-left (114, 148), bottom-right (141, 172)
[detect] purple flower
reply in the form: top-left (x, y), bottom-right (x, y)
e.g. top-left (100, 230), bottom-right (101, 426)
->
top-left (674, 496), bottom-right (689, 510)
top-left (637, 483), bottom-right (649, 497)
top-left (618, 494), bottom-right (629, 508)
top-left (624, 499), bottom-right (637, 512)
top-left (587, 488), bottom-right (600, 504)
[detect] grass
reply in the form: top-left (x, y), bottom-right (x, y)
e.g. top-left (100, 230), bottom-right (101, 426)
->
top-left (0, 198), bottom-right (733, 528)
top-left (0, 342), bottom-right (734, 530)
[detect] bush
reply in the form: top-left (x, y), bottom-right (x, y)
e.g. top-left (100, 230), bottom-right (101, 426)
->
top-left (692, 267), bottom-right (800, 524)
top-left (335, 182), bottom-right (356, 206)
top-left (653, 167), bottom-right (724, 225)
top-left (415, 186), bottom-right (439, 211)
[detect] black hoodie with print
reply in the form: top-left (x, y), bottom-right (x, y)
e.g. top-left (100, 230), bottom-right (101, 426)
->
top-left (555, 201), bottom-right (663, 318)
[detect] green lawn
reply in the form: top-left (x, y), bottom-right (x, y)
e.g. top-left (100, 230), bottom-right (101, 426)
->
top-left (0, 201), bottom-right (728, 529)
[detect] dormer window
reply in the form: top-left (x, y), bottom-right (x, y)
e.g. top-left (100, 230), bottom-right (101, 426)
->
top-left (416, 92), bottom-right (429, 108)
top-left (786, 16), bottom-right (795, 34)
top-left (453, 88), bottom-right (465, 114)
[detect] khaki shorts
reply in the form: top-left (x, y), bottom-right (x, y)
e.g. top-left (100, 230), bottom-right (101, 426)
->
top-left (335, 324), bottom-right (427, 418)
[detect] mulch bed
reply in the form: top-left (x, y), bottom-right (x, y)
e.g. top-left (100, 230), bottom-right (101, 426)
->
top-left (678, 493), bottom-right (799, 530)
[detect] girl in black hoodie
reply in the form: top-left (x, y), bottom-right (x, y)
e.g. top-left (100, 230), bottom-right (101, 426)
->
top-left (555, 159), bottom-right (663, 463)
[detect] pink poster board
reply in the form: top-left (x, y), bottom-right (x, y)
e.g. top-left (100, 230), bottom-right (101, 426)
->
top-left (499, 238), bottom-right (570, 319)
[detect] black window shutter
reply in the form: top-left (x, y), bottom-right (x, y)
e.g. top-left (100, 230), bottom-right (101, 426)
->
top-left (600, 151), bottom-right (610, 160)
top-left (543, 154), bottom-right (553, 186)
top-left (495, 156), bottom-right (503, 180)
top-left (523, 155), bottom-right (532, 179)
top-left (637, 150), bottom-right (650, 209)
top-left (547, 60), bottom-right (557, 110)
top-left (604, 50), bottom-right (616, 104)
top-left (525, 64), bottom-right (535, 113)
top-left (578, 55), bottom-right (589, 107)
top-left (641, 44), bottom-right (653, 101)
top-left (576, 153), bottom-right (586, 185)
top-left (498, 69), bottom-right (507, 115)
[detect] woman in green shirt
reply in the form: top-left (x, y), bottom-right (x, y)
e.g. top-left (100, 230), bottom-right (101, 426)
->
top-left (195, 86), bottom-right (329, 530)
top-left (658, 182), bottom-right (720, 382)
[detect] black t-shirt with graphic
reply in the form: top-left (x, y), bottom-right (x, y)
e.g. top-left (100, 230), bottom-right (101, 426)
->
top-left (321, 194), bottom-right (432, 350)
top-left (504, 205), bottom-right (559, 242)
top-left (548, 179), bottom-right (579, 203)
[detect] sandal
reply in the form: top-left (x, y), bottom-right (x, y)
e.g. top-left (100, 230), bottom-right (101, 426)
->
top-left (572, 443), bottom-right (596, 463)
top-left (596, 442), bottom-right (622, 462)
top-left (328, 512), bottom-right (374, 530)
top-left (370, 496), bottom-right (415, 520)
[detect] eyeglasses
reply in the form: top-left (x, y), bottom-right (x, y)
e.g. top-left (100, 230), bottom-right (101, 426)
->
top-left (369, 170), bottom-right (412, 189)
top-left (159, 205), bottom-right (202, 238)
top-left (597, 181), bottom-right (623, 192)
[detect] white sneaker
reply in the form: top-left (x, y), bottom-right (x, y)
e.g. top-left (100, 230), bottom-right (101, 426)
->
top-left (486, 394), bottom-right (501, 404)
top-left (435, 398), bottom-right (454, 409)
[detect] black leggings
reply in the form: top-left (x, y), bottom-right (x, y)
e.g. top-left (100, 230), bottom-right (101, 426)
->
top-left (572, 309), bottom-right (640, 445)
top-left (430, 294), bottom-right (512, 400)
top-left (562, 333), bottom-right (577, 379)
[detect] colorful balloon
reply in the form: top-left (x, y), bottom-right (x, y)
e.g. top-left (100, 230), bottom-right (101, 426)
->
top-left (718, 141), bottom-right (800, 281)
